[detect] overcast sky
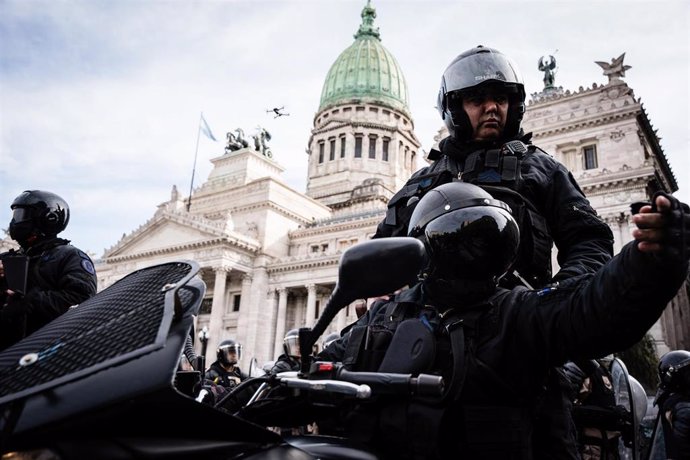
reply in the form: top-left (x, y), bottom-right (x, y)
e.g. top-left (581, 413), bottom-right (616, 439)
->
top-left (1, 0), bottom-right (688, 257)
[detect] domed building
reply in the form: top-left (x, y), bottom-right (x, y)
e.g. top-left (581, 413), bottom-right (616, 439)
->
top-left (94, 2), bottom-right (687, 366)
top-left (306, 1), bottom-right (419, 210)
top-left (95, 2), bottom-right (417, 363)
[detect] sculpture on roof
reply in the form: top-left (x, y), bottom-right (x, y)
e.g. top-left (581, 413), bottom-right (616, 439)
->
top-left (225, 128), bottom-right (250, 152)
top-left (596, 53), bottom-right (632, 84)
top-left (252, 127), bottom-right (272, 158)
top-left (538, 54), bottom-right (557, 90)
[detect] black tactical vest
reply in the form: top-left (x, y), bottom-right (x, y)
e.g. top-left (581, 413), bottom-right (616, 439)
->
top-left (381, 140), bottom-right (553, 289)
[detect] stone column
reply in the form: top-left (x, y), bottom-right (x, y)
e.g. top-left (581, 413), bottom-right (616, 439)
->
top-left (207, 267), bottom-right (229, 357)
top-left (273, 287), bottom-right (288, 359)
top-left (234, 273), bottom-right (253, 366)
top-left (305, 284), bottom-right (317, 327)
top-left (246, 258), bottom-right (269, 364)
top-left (265, 288), bottom-right (278, 362)
top-left (615, 213), bottom-right (630, 254)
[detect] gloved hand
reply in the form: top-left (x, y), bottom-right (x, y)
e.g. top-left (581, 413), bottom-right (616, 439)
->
top-left (632, 192), bottom-right (690, 262)
top-left (198, 382), bottom-right (227, 406)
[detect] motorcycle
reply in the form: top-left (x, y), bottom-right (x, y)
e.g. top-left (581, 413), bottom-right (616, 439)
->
top-left (0, 237), bottom-right (436, 459)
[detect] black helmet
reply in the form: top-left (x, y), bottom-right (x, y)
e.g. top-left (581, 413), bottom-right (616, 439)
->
top-left (284, 328), bottom-right (301, 358)
top-left (437, 45), bottom-right (526, 141)
top-left (408, 182), bottom-right (520, 281)
top-left (658, 350), bottom-right (690, 391)
top-left (9, 190), bottom-right (70, 247)
top-left (217, 339), bottom-right (242, 366)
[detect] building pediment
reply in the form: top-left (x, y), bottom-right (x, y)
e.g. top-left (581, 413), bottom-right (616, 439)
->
top-left (102, 209), bottom-right (260, 260)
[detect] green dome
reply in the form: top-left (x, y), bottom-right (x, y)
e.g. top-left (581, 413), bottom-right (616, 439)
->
top-left (318, 2), bottom-right (410, 115)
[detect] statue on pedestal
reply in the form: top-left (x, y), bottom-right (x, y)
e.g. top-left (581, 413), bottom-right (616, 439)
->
top-left (596, 53), bottom-right (632, 84)
top-left (538, 54), bottom-right (557, 90)
top-left (225, 128), bottom-right (250, 152)
top-left (252, 127), bottom-right (272, 158)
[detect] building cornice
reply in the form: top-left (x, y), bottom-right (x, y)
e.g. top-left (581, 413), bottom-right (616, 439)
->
top-left (102, 237), bottom-right (260, 264)
top-left (268, 253), bottom-right (340, 274)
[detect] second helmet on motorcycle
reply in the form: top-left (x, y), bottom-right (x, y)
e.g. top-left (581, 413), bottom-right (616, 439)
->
top-left (217, 339), bottom-right (242, 366)
top-left (658, 349), bottom-right (690, 392)
top-left (9, 190), bottom-right (70, 247)
top-left (437, 45), bottom-right (526, 142)
top-left (408, 182), bottom-right (520, 281)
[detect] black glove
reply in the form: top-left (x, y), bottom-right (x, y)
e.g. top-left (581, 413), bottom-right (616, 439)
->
top-left (653, 192), bottom-right (690, 262)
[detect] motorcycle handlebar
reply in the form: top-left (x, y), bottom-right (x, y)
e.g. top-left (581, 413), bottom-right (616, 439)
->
top-left (273, 367), bottom-right (444, 399)
top-left (338, 369), bottom-right (444, 398)
top-left (282, 377), bottom-right (372, 399)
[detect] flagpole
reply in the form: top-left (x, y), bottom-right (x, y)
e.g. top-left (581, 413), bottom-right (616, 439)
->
top-left (186, 112), bottom-right (203, 212)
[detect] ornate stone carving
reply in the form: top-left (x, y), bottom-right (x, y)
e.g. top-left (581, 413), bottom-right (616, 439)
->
top-left (595, 53), bottom-right (632, 84)
top-left (610, 129), bottom-right (626, 142)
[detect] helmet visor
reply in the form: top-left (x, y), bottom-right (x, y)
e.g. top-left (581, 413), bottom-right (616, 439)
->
top-left (219, 344), bottom-right (242, 363)
top-left (443, 51), bottom-right (523, 94)
top-left (11, 207), bottom-right (33, 224)
top-left (284, 335), bottom-right (301, 357)
top-left (425, 206), bottom-right (519, 279)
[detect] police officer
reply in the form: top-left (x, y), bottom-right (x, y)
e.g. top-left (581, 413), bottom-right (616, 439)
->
top-left (0, 190), bottom-right (97, 351)
top-left (655, 350), bottom-right (690, 459)
top-left (376, 45), bottom-right (613, 289)
top-left (205, 338), bottom-right (247, 391)
top-left (271, 328), bottom-right (302, 373)
top-left (374, 45), bottom-right (614, 458)
top-left (320, 182), bottom-right (689, 460)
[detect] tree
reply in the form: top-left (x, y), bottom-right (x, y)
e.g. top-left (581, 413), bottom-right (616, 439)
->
top-left (615, 333), bottom-right (658, 393)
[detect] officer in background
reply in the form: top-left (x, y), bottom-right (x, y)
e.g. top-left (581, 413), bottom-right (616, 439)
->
top-left (655, 350), bottom-right (690, 459)
top-left (374, 45), bottom-right (614, 459)
top-left (0, 190), bottom-right (97, 351)
top-left (563, 360), bottom-right (625, 459)
top-left (271, 328), bottom-right (302, 373)
top-left (205, 338), bottom-right (247, 391)
top-left (320, 182), bottom-right (689, 459)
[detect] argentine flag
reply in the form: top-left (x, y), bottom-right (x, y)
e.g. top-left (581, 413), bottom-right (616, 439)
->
top-left (200, 113), bottom-right (217, 142)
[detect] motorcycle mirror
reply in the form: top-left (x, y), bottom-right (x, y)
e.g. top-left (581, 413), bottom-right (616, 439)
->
top-left (299, 237), bottom-right (426, 371)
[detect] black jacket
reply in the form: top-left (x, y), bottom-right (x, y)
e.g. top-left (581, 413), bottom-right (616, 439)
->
top-left (205, 361), bottom-right (246, 390)
top-left (375, 135), bottom-right (614, 286)
top-left (320, 241), bottom-right (687, 459)
top-left (0, 238), bottom-right (97, 350)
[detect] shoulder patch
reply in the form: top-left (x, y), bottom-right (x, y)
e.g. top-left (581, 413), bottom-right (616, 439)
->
top-left (81, 259), bottom-right (96, 275)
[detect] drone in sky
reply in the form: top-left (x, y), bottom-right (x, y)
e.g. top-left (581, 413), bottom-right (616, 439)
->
top-left (267, 106), bottom-right (290, 118)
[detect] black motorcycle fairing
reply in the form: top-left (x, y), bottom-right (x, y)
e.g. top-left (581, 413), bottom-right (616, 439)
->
top-left (0, 261), bottom-right (291, 458)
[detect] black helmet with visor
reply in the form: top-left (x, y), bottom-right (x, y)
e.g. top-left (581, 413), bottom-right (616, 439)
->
top-left (9, 190), bottom-right (70, 247)
top-left (217, 339), bottom-right (242, 366)
top-left (437, 45), bottom-right (526, 141)
top-left (408, 182), bottom-right (520, 282)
